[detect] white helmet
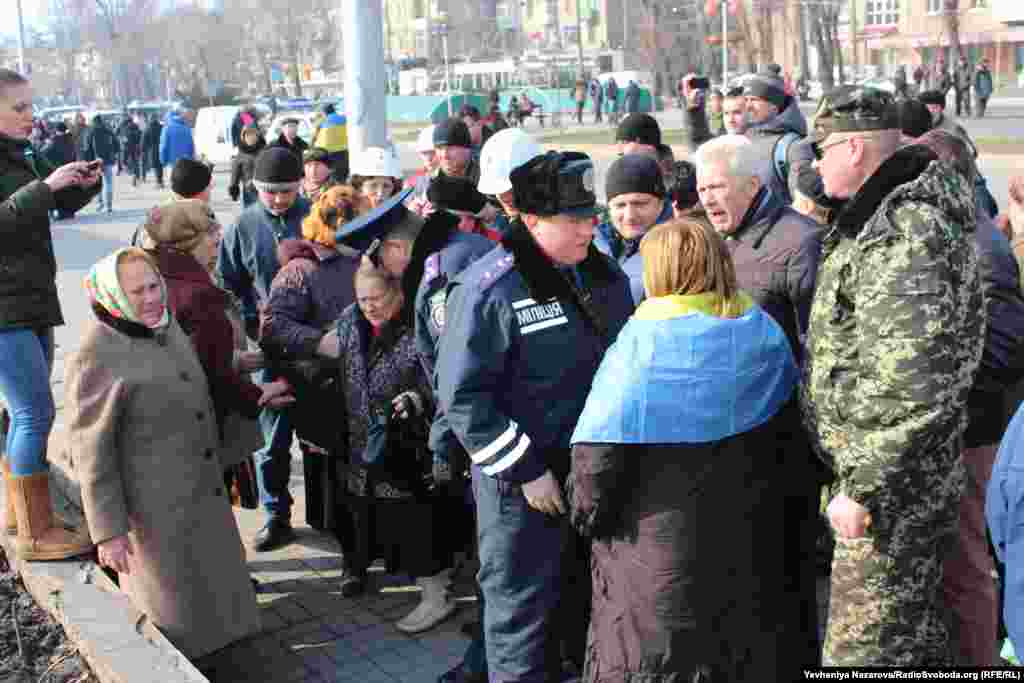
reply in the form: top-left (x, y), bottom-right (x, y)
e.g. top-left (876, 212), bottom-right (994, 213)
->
top-left (477, 128), bottom-right (543, 195)
top-left (351, 144), bottom-right (403, 178)
top-left (416, 125), bottom-right (436, 153)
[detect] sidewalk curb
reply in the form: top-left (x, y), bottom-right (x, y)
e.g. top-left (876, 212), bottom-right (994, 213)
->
top-left (0, 470), bottom-right (208, 683)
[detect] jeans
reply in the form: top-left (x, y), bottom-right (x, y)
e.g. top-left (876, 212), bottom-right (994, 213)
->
top-left (242, 187), bottom-right (258, 208)
top-left (0, 328), bottom-right (55, 476)
top-left (254, 368), bottom-right (294, 520)
top-left (97, 163), bottom-right (114, 209)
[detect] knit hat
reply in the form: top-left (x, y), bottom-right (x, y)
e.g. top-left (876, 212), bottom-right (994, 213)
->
top-left (427, 174), bottom-right (488, 214)
top-left (605, 154), bottom-right (666, 203)
top-left (743, 76), bottom-right (787, 110)
top-left (254, 147), bottom-right (303, 193)
top-left (142, 199), bottom-right (218, 254)
top-left (615, 113), bottom-right (661, 147)
top-left (892, 98), bottom-right (933, 138)
top-left (303, 147), bottom-right (331, 165)
top-left (170, 158), bottom-right (213, 199)
top-left (433, 118), bottom-right (472, 148)
top-left (917, 90), bottom-right (947, 108)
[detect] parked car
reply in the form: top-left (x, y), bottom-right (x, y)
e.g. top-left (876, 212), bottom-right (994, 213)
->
top-left (194, 105), bottom-right (242, 167)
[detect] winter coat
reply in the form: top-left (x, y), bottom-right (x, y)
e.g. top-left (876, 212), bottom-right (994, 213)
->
top-left (142, 118), bottom-right (163, 170)
top-left (80, 116), bottom-right (120, 166)
top-left (967, 215), bottom-right (1024, 447)
top-left (63, 310), bottom-right (260, 659)
top-left (934, 112), bottom-right (978, 158)
top-left (159, 112), bottom-right (195, 167)
top-left (149, 246), bottom-right (262, 433)
top-left (724, 187), bottom-right (823, 362)
top-left (117, 118), bottom-right (142, 149)
top-left (218, 197), bottom-right (311, 333)
top-left (975, 67), bottom-right (994, 99)
top-left (41, 133), bottom-right (76, 168)
top-left (955, 61), bottom-right (973, 91)
top-left (228, 136), bottom-right (265, 202)
top-left (0, 133), bottom-right (99, 331)
top-left (337, 303), bottom-right (433, 497)
top-left (894, 66), bottom-right (908, 92)
top-left (271, 133), bottom-right (308, 160)
top-left (260, 239), bottom-right (360, 360)
top-left (568, 293), bottom-right (800, 682)
top-left (623, 82), bottom-right (641, 113)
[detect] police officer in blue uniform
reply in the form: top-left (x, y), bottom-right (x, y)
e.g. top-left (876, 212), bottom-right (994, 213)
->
top-left (437, 152), bottom-right (634, 682)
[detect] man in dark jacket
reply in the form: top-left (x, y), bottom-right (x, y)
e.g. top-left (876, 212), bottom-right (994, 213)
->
top-left (41, 122), bottom-right (79, 220)
top-left (142, 114), bottom-right (164, 188)
top-left (742, 75), bottom-right (811, 204)
top-left (116, 113), bottom-right (142, 187)
top-left (695, 133), bottom-right (825, 666)
top-left (975, 59), bottom-right (994, 119)
top-left (80, 114), bottom-right (120, 213)
top-left (218, 147), bottom-right (311, 552)
top-left (954, 55), bottom-right (973, 118)
top-left (438, 152), bottom-right (634, 682)
top-left (271, 118), bottom-right (309, 160)
top-left (623, 80), bottom-right (641, 114)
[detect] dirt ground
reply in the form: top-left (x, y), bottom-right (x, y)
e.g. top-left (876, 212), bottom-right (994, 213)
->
top-left (0, 549), bottom-right (95, 683)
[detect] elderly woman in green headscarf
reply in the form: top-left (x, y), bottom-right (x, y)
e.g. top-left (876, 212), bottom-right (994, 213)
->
top-left (63, 247), bottom-right (260, 664)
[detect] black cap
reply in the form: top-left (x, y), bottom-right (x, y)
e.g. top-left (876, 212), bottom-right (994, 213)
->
top-left (253, 147), bottom-right (303, 191)
top-left (743, 76), bottom-right (787, 110)
top-left (892, 99), bottom-right (934, 138)
top-left (427, 174), bottom-right (488, 214)
top-left (605, 154), bottom-right (666, 203)
top-left (812, 85), bottom-right (898, 142)
top-left (433, 118), bottom-right (472, 148)
top-left (667, 160), bottom-right (699, 210)
top-left (615, 113), bottom-right (661, 147)
top-left (335, 186), bottom-right (416, 251)
top-left (918, 90), bottom-right (947, 108)
top-left (303, 147), bottom-right (331, 165)
top-left (511, 151), bottom-right (598, 218)
top-left (171, 158), bottom-right (213, 198)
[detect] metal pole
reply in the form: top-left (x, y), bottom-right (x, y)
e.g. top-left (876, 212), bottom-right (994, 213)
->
top-left (341, 0), bottom-right (388, 155)
top-left (16, 0), bottom-right (27, 76)
top-left (575, 0), bottom-right (584, 78)
top-left (722, 3), bottom-right (728, 87)
top-left (443, 32), bottom-right (452, 116)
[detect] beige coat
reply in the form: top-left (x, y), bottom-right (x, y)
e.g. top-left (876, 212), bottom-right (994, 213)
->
top-left (63, 313), bottom-right (260, 659)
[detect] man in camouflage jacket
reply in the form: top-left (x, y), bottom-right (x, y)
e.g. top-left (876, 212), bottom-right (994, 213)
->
top-left (801, 86), bottom-right (985, 666)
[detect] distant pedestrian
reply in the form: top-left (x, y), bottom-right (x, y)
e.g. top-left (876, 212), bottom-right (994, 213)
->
top-left (270, 117), bottom-right (309, 160)
top-left (623, 80), bottom-right (641, 114)
top-left (574, 79), bottom-right (587, 124)
top-left (229, 126), bottom-right (266, 207)
top-left (142, 113), bottom-right (164, 188)
top-left (80, 114), bottom-right (120, 213)
top-left (893, 65), bottom-right (908, 99)
top-left (913, 64), bottom-right (926, 94)
top-left (975, 59), bottom-right (994, 119)
top-left (591, 77), bottom-right (604, 124)
top-left (955, 55), bottom-right (973, 118)
top-left (606, 76), bottom-right (620, 120)
top-left (159, 107), bottom-right (195, 170)
top-left (116, 113), bottom-right (143, 187)
top-left (41, 122), bottom-right (79, 220)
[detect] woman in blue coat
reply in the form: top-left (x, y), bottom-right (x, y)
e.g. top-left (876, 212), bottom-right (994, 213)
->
top-left (568, 218), bottom-right (802, 682)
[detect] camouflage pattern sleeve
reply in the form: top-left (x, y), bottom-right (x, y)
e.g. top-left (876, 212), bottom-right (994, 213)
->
top-left (838, 203), bottom-right (983, 506)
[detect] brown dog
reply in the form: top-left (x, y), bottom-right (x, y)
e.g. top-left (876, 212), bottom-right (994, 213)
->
top-left (301, 184), bottom-right (369, 247)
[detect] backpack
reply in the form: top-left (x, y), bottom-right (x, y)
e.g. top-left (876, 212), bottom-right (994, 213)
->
top-left (771, 132), bottom-right (802, 205)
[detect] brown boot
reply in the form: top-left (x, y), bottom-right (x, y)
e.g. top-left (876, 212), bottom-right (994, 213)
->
top-left (10, 472), bottom-right (93, 561)
top-left (2, 461), bottom-right (14, 535)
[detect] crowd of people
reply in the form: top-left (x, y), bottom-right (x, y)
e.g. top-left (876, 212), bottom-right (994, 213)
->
top-left (4, 55), bottom-right (1024, 682)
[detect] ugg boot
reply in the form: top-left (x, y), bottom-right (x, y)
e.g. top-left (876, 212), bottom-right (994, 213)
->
top-left (395, 569), bottom-right (457, 634)
top-left (3, 461), bottom-right (15, 535)
top-left (10, 472), bottom-right (93, 561)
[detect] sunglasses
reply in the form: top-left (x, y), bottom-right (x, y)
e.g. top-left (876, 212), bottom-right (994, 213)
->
top-left (811, 138), bottom-right (847, 161)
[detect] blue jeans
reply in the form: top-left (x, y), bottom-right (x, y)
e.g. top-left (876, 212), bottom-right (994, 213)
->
top-left (97, 164), bottom-right (114, 209)
top-left (254, 368), bottom-right (294, 521)
top-left (472, 468), bottom-right (566, 683)
top-left (0, 328), bottom-right (55, 476)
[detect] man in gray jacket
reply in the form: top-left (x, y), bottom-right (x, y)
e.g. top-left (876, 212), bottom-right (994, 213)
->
top-left (955, 55), bottom-right (973, 118)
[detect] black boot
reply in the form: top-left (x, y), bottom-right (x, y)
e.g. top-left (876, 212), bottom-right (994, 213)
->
top-left (251, 518), bottom-right (295, 552)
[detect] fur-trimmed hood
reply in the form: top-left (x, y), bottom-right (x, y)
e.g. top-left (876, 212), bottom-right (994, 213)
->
top-left (833, 144), bottom-right (975, 241)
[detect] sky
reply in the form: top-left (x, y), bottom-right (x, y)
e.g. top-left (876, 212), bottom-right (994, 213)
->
top-left (3, 0), bottom-right (49, 41)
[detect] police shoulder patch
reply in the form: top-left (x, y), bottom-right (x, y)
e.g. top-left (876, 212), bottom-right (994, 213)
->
top-left (479, 252), bottom-right (516, 292)
top-left (429, 289), bottom-right (447, 331)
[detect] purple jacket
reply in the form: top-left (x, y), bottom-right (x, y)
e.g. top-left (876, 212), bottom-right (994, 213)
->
top-left (260, 239), bottom-right (360, 359)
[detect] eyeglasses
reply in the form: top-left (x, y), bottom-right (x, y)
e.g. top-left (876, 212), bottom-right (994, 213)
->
top-left (811, 137), bottom-right (849, 161)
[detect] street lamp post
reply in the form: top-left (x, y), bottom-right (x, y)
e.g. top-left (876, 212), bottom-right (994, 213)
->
top-left (15, 0), bottom-right (27, 76)
top-left (722, 1), bottom-right (729, 87)
top-left (433, 13), bottom-right (452, 116)
top-left (575, 0), bottom-right (584, 78)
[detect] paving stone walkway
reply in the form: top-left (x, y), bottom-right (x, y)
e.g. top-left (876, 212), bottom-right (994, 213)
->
top-left (199, 465), bottom-right (477, 683)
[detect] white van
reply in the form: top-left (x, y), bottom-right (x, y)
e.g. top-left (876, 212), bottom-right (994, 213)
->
top-left (194, 106), bottom-right (240, 167)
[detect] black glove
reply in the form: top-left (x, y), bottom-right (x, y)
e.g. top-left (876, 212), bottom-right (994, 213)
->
top-left (229, 186), bottom-right (240, 202)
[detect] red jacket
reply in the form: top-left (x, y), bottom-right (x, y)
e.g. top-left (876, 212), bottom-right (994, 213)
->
top-left (149, 246), bottom-right (263, 426)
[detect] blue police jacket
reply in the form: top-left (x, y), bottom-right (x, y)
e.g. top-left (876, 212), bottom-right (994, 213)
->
top-left (159, 112), bottom-right (195, 167)
top-left (414, 228), bottom-right (495, 455)
top-left (987, 403), bottom-right (1024, 652)
top-left (437, 222), bottom-right (634, 484)
top-left (218, 197), bottom-right (311, 326)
